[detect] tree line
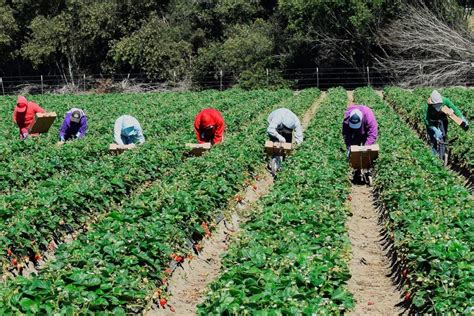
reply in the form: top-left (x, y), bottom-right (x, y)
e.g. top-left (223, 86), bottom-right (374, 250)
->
top-left (0, 0), bottom-right (471, 88)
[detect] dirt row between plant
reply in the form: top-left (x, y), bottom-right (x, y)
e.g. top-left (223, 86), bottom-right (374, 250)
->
top-left (346, 90), bottom-right (401, 315)
top-left (148, 92), bottom-right (327, 315)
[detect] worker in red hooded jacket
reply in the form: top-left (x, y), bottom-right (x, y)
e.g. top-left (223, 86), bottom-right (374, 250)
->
top-left (13, 96), bottom-right (46, 140)
top-left (194, 108), bottom-right (225, 145)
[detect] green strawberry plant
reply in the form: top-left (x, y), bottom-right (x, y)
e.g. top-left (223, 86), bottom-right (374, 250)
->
top-left (354, 87), bottom-right (473, 314)
top-left (0, 89), bottom-right (293, 263)
top-left (198, 87), bottom-right (354, 314)
top-left (0, 89), bottom-right (319, 313)
top-left (384, 87), bottom-right (474, 181)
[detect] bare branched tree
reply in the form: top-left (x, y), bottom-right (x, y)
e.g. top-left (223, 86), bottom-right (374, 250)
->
top-left (375, 4), bottom-right (473, 87)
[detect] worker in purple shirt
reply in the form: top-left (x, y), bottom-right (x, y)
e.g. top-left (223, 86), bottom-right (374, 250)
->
top-left (59, 108), bottom-right (88, 142)
top-left (342, 104), bottom-right (378, 157)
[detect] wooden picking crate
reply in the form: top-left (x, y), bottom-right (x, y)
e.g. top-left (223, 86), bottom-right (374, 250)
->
top-left (29, 112), bottom-right (57, 134)
top-left (109, 143), bottom-right (136, 154)
top-left (264, 141), bottom-right (293, 156)
top-left (349, 144), bottom-right (379, 169)
top-left (185, 143), bottom-right (211, 156)
top-left (441, 106), bottom-right (467, 129)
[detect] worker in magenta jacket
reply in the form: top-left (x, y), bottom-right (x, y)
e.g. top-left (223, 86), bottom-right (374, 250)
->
top-left (12, 95), bottom-right (46, 140)
top-left (342, 104), bottom-right (378, 155)
top-left (194, 108), bottom-right (225, 145)
top-left (59, 108), bottom-right (88, 142)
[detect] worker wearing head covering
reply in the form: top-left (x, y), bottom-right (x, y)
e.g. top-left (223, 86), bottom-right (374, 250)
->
top-left (12, 95), bottom-right (46, 140)
top-left (267, 108), bottom-right (303, 144)
top-left (194, 108), bottom-right (225, 145)
top-left (59, 108), bottom-right (88, 142)
top-left (423, 90), bottom-right (469, 154)
top-left (342, 105), bottom-right (378, 150)
top-left (114, 115), bottom-right (145, 145)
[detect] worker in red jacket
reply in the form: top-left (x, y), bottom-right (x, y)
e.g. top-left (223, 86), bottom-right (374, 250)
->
top-left (194, 108), bottom-right (225, 145)
top-left (13, 95), bottom-right (45, 139)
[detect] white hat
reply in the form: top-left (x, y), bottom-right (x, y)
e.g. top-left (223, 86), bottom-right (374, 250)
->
top-left (349, 109), bottom-right (363, 129)
top-left (429, 90), bottom-right (442, 104)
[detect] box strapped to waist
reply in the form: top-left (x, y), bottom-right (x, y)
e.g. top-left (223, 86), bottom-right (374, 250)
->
top-left (29, 112), bottom-right (57, 134)
top-left (349, 144), bottom-right (379, 169)
top-left (185, 143), bottom-right (211, 156)
top-left (265, 141), bottom-right (293, 156)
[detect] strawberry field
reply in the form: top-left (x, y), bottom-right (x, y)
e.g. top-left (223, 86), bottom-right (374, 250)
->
top-left (0, 87), bottom-right (472, 314)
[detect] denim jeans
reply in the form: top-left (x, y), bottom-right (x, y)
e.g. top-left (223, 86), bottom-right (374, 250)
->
top-left (427, 124), bottom-right (445, 155)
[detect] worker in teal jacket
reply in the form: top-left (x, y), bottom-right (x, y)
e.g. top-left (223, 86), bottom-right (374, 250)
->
top-left (423, 90), bottom-right (468, 156)
top-left (114, 115), bottom-right (145, 145)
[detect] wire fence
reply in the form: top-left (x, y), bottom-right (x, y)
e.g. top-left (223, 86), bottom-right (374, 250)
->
top-left (0, 67), bottom-right (471, 95)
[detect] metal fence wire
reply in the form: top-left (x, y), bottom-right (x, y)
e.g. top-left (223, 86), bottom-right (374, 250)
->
top-left (0, 67), bottom-right (471, 95)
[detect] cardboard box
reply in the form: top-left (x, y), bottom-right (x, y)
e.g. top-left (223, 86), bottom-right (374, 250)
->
top-left (109, 143), bottom-right (136, 154)
top-left (264, 141), bottom-right (293, 156)
top-left (185, 143), bottom-right (211, 156)
top-left (29, 112), bottom-right (57, 134)
top-left (441, 106), bottom-right (465, 127)
top-left (349, 144), bottom-right (379, 169)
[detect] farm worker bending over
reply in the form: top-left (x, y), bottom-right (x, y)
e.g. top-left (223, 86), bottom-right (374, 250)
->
top-left (342, 104), bottom-right (378, 155)
top-left (267, 108), bottom-right (303, 144)
top-left (59, 108), bottom-right (88, 142)
top-left (114, 115), bottom-right (145, 145)
top-left (194, 108), bottom-right (225, 145)
top-left (13, 95), bottom-right (45, 140)
top-left (423, 90), bottom-right (469, 155)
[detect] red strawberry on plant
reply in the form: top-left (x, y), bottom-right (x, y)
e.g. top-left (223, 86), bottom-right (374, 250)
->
top-left (6, 248), bottom-right (12, 257)
top-left (402, 269), bottom-right (407, 278)
top-left (404, 292), bottom-right (411, 301)
top-left (201, 222), bottom-right (211, 237)
top-left (159, 298), bottom-right (167, 308)
top-left (11, 258), bottom-right (17, 266)
top-left (34, 253), bottom-right (41, 262)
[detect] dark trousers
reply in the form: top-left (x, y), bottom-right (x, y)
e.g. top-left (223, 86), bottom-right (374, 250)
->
top-left (270, 127), bottom-right (293, 143)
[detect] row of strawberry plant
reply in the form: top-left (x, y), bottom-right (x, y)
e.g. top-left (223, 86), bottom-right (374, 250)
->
top-left (0, 90), bottom-right (254, 193)
top-left (0, 89), bottom-right (320, 314)
top-left (354, 87), bottom-right (473, 314)
top-left (198, 87), bottom-right (354, 314)
top-left (0, 90), bottom-right (292, 266)
top-left (383, 87), bottom-right (474, 180)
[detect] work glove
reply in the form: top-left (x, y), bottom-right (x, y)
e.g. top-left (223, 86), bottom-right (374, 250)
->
top-left (76, 132), bottom-right (81, 138)
top-left (60, 136), bottom-right (65, 142)
top-left (277, 135), bottom-right (286, 143)
top-left (461, 116), bottom-right (469, 131)
top-left (22, 132), bottom-right (29, 140)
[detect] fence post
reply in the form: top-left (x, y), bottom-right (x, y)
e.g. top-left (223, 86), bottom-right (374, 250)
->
top-left (40, 75), bottom-right (44, 94)
top-left (367, 66), bottom-right (370, 86)
top-left (266, 68), bottom-right (269, 87)
top-left (219, 69), bottom-right (223, 91)
top-left (419, 64), bottom-right (423, 85)
top-left (0, 77), bottom-right (4, 95)
top-left (83, 74), bottom-right (86, 92)
top-left (173, 70), bottom-right (177, 86)
top-left (316, 67), bottom-right (319, 88)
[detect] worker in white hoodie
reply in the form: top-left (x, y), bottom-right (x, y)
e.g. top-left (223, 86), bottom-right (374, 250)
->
top-left (114, 115), bottom-right (145, 145)
top-left (266, 108), bottom-right (303, 176)
top-left (267, 108), bottom-right (303, 144)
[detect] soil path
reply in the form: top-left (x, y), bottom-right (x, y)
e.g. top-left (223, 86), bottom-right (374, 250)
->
top-left (346, 185), bottom-right (401, 315)
top-left (149, 92), bottom-right (327, 316)
top-left (346, 90), bottom-right (401, 315)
